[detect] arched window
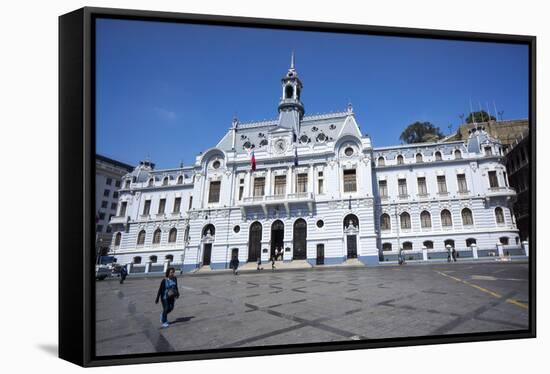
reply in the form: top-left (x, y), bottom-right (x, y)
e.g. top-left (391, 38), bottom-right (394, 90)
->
top-left (177, 175), bottom-right (183, 184)
top-left (382, 243), bottom-right (392, 251)
top-left (153, 228), bottom-right (161, 244)
top-left (165, 254), bottom-right (174, 262)
top-left (380, 213), bottom-right (391, 231)
top-left (162, 177), bottom-right (169, 186)
top-left (114, 232), bottom-right (122, 247)
top-left (495, 207), bottom-right (505, 224)
top-left (454, 149), bottom-right (462, 159)
top-left (149, 255), bottom-right (158, 263)
top-left (461, 208), bottom-right (474, 226)
top-left (148, 178), bottom-right (154, 187)
top-left (168, 228), bottom-right (177, 243)
top-left (136, 230), bottom-right (146, 246)
top-left (343, 214), bottom-right (359, 230)
top-left (416, 153), bottom-right (423, 163)
top-left (402, 242), bottom-right (413, 250)
top-left (285, 85), bottom-right (293, 99)
top-left (435, 151), bottom-right (442, 161)
top-left (466, 238), bottom-right (477, 247)
top-left (444, 239), bottom-right (455, 248)
top-left (400, 212), bottom-right (411, 229)
top-left (420, 211), bottom-right (432, 228)
top-left (441, 209), bottom-right (453, 227)
top-left (124, 179), bottom-right (131, 189)
top-left (397, 155), bottom-right (404, 165)
top-left (499, 237), bottom-right (509, 245)
top-left (423, 240), bottom-right (434, 249)
top-left (202, 224), bottom-right (216, 237)
top-left (133, 256), bottom-right (142, 264)
top-left (378, 156), bottom-right (385, 166)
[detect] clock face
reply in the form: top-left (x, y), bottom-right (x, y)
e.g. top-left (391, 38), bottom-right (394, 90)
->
top-left (274, 138), bottom-right (287, 154)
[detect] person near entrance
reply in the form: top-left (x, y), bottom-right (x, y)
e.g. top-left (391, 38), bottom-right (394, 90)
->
top-left (256, 251), bottom-right (263, 271)
top-left (230, 256), bottom-right (239, 275)
top-left (271, 255), bottom-right (276, 271)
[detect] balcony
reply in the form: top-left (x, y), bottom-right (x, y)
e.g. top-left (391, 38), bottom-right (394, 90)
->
top-left (240, 192), bottom-right (314, 215)
top-left (486, 186), bottom-right (516, 200)
top-left (110, 215), bottom-right (128, 225)
top-left (417, 193), bottom-right (430, 200)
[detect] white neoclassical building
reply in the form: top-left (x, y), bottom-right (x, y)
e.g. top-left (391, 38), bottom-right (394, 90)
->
top-left (109, 57), bottom-right (523, 273)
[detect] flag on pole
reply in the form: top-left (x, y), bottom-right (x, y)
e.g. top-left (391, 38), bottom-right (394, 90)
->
top-left (294, 147), bottom-right (299, 166)
top-left (251, 150), bottom-right (256, 171)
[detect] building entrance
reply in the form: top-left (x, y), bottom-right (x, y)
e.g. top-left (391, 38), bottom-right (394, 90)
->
top-left (293, 219), bottom-right (307, 260)
top-left (271, 220), bottom-right (284, 259)
top-left (248, 222), bottom-right (262, 262)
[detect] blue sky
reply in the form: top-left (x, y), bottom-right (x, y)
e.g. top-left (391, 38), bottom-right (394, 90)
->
top-left (96, 18), bottom-right (529, 169)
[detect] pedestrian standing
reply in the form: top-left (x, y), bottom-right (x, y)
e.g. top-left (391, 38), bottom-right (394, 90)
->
top-left (452, 247), bottom-right (457, 262)
top-left (256, 255), bottom-right (263, 271)
top-left (155, 267), bottom-right (179, 328)
top-left (271, 255), bottom-right (276, 271)
top-left (119, 264), bottom-right (128, 284)
top-left (230, 256), bottom-right (239, 275)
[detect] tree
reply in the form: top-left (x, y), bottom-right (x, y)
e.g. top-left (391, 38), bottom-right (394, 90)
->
top-left (399, 121), bottom-right (444, 144)
top-left (465, 110), bottom-right (496, 124)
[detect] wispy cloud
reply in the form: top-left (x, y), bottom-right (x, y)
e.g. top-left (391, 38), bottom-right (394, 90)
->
top-left (154, 107), bottom-right (178, 121)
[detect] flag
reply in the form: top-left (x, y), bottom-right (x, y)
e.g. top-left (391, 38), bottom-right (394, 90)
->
top-left (294, 147), bottom-right (299, 166)
top-left (251, 150), bottom-right (256, 171)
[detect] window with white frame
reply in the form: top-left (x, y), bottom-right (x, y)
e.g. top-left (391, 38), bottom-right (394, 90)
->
top-left (420, 211), bottom-right (432, 228)
top-left (208, 181), bottom-right (221, 203)
top-left (343, 169), bottom-right (357, 193)
top-left (437, 175), bottom-right (447, 193)
top-left (417, 177), bottom-right (427, 195)
top-left (398, 178), bottom-right (408, 197)
top-left (461, 208), bottom-right (474, 226)
top-left (441, 209), bottom-right (453, 227)
top-left (400, 212), bottom-right (411, 229)
top-left (274, 175), bottom-right (286, 195)
top-left (296, 173), bottom-right (308, 193)
top-left (253, 177), bottom-right (265, 197)
top-left (379, 180), bottom-right (388, 198)
top-left (457, 174), bottom-right (468, 193)
top-left (380, 214), bottom-right (391, 231)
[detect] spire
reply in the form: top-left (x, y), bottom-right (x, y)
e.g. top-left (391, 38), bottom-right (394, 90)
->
top-left (278, 52), bottom-right (304, 137)
top-left (290, 51), bottom-right (295, 70)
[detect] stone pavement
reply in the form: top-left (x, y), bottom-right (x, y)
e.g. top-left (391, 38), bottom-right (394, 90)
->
top-left (95, 261), bottom-right (529, 356)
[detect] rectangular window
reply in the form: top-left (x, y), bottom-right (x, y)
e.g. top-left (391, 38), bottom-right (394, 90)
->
top-left (238, 186), bottom-right (244, 200)
top-left (343, 169), bottom-right (357, 193)
top-left (158, 198), bottom-right (166, 214)
top-left (253, 177), bottom-right (265, 197)
top-left (318, 178), bottom-right (324, 194)
top-left (503, 171), bottom-right (508, 187)
top-left (437, 176), bottom-right (447, 193)
top-left (106, 177), bottom-right (112, 185)
top-left (173, 197), bottom-right (181, 213)
top-left (115, 180), bottom-right (121, 188)
top-left (488, 171), bottom-right (499, 188)
top-left (188, 196), bottom-right (193, 210)
top-left (379, 180), bottom-right (388, 198)
top-left (103, 189), bottom-right (110, 197)
top-left (417, 177), bottom-right (427, 195)
top-left (98, 212), bottom-right (105, 220)
top-left (119, 201), bottom-right (127, 216)
top-left (398, 178), bottom-right (408, 197)
top-left (208, 181), bottom-right (221, 203)
top-left (111, 202), bottom-right (117, 210)
top-left (106, 225), bottom-right (112, 233)
top-left (457, 174), bottom-right (468, 193)
top-left (484, 147), bottom-right (492, 156)
top-left (296, 173), bottom-right (308, 193)
top-left (274, 175), bottom-right (287, 195)
top-left (113, 191), bottom-right (119, 199)
top-left (143, 200), bottom-right (151, 215)
top-left (101, 200), bottom-right (108, 208)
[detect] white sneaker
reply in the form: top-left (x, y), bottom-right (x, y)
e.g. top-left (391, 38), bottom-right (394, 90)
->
top-left (162, 322), bottom-right (169, 328)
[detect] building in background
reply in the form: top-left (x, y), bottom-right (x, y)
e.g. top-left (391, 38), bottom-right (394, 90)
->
top-left (444, 119), bottom-right (528, 153)
top-left (504, 129), bottom-right (530, 241)
top-left (109, 57), bottom-right (523, 273)
top-left (96, 154), bottom-right (134, 258)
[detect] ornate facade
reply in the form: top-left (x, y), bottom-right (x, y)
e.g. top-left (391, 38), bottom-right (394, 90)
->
top-left (109, 57), bottom-right (522, 272)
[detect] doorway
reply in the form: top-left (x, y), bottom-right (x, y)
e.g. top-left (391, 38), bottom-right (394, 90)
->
top-left (270, 220), bottom-right (284, 259)
top-left (293, 219), bottom-right (307, 260)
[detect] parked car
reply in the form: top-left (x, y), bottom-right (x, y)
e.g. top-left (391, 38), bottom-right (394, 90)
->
top-left (95, 265), bottom-right (111, 280)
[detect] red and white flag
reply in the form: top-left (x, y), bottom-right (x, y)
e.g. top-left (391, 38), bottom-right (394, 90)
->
top-left (251, 150), bottom-right (256, 171)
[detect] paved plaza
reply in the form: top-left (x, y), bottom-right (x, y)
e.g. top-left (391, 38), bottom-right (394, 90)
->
top-left (95, 261), bottom-right (529, 356)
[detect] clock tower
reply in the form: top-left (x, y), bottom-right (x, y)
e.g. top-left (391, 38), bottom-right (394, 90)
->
top-left (277, 52), bottom-right (304, 141)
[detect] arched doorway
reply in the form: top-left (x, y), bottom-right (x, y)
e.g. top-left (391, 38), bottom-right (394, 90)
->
top-left (343, 214), bottom-right (359, 259)
top-left (201, 224), bottom-right (215, 266)
top-left (271, 220), bottom-right (284, 259)
top-left (248, 222), bottom-right (262, 262)
top-left (293, 219), bottom-right (307, 260)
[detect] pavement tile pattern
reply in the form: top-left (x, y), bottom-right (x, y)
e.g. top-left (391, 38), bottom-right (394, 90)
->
top-left (95, 262), bottom-right (529, 356)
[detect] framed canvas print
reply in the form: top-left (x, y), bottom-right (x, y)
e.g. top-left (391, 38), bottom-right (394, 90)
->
top-left (59, 6), bottom-right (536, 367)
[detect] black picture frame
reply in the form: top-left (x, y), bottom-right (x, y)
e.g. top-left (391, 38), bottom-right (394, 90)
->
top-left (59, 6), bottom-right (536, 367)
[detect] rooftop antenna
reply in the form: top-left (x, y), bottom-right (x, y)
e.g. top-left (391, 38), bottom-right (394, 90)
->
top-left (469, 99), bottom-right (476, 125)
top-left (493, 101), bottom-right (499, 122)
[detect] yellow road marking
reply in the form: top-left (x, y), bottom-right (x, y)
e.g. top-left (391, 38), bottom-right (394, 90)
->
top-left (434, 270), bottom-right (528, 310)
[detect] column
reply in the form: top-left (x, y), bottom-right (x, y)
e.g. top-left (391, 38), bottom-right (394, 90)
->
top-left (522, 241), bottom-right (529, 257)
top-left (266, 168), bottom-right (272, 196)
top-left (496, 242), bottom-right (504, 257)
top-left (145, 261), bottom-right (152, 273)
top-left (308, 164), bottom-right (314, 196)
top-left (422, 246), bottom-right (428, 261)
top-left (287, 166), bottom-right (293, 195)
top-left (471, 244), bottom-right (478, 259)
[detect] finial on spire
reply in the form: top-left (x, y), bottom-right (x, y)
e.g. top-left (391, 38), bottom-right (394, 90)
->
top-left (290, 51), bottom-right (295, 70)
top-left (347, 100), bottom-right (354, 114)
top-left (232, 114), bottom-right (239, 128)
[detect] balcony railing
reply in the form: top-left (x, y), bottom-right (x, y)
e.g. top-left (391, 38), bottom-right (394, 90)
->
top-left (241, 192), bottom-right (313, 205)
top-left (110, 215), bottom-right (128, 225)
top-left (486, 186), bottom-right (516, 197)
